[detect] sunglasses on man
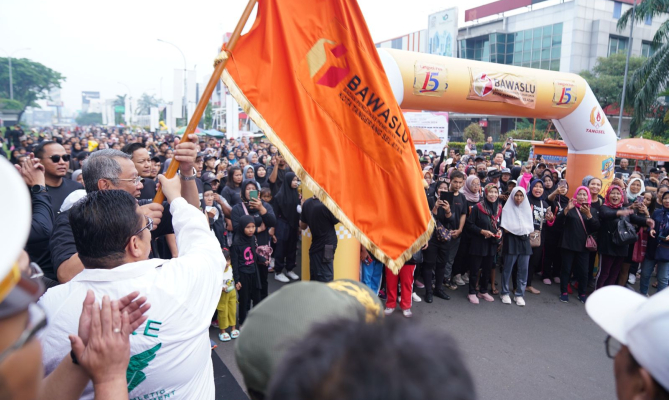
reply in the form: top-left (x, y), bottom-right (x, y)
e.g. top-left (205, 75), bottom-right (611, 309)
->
top-left (47, 154), bottom-right (71, 163)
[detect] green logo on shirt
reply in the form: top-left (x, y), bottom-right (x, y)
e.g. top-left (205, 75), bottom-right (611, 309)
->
top-left (127, 343), bottom-right (162, 392)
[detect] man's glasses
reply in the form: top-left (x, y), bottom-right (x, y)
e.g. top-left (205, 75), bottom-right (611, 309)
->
top-left (48, 154), bottom-right (71, 163)
top-left (126, 216), bottom-right (153, 247)
top-left (108, 176), bottom-right (145, 186)
top-left (605, 335), bottom-right (622, 359)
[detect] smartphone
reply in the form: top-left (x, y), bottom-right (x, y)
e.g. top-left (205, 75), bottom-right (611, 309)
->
top-left (636, 196), bottom-right (644, 203)
top-left (557, 180), bottom-right (567, 188)
top-left (249, 190), bottom-right (258, 200)
top-left (615, 172), bottom-right (623, 179)
top-left (440, 191), bottom-right (454, 206)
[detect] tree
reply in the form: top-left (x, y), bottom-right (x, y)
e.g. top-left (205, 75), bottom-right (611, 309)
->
top-left (114, 95), bottom-right (126, 125)
top-left (203, 103), bottom-right (213, 129)
top-left (463, 123), bottom-right (484, 143)
top-left (579, 53), bottom-right (644, 109)
top-left (0, 57), bottom-right (66, 121)
top-left (75, 112), bottom-right (102, 126)
top-left (136, 93), bottom-right (158, 115)
top-left (618, 0), bottom-right (669, 134)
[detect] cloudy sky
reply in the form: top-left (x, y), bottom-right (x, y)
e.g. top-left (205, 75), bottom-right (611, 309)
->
top-left (1, 0), bottom-right (499, 112)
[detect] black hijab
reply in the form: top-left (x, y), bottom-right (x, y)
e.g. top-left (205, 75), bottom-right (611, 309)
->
top-left (274, 172), bottom-right (300, 228)
top-left (232, 215), bottom-right (256, 247)
top-left (254, 165), bottom-right (268, 187)
top-left (240, 179), bottom-right (259, 204)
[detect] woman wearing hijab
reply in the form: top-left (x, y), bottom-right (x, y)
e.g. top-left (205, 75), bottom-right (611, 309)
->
top-left (247, 151), bottom-right (260, 168)
top-left (500, 187), bottom-right (534, 306)
top-left (620, 187), bottom-right (654, 286)
top-left (231, 214), bottom-right (265, 327)
top-left (544, 180), bottom-right (569, 285)
top-left (466, 184), bottom-right (502, 304)
top-left (597, 185), bottom-right (652, 289)
top-left (231, 179), bottom-right (277, 300)
top-left (642, 191), bottom-right (669, 295)
top-left (272, 172), bottom-right (301, 283)
top-left (254, 164), bottom-right (269, 188)
top-left (627, 177), bottom-right (645, 205)
top-left (555, 186), bottom-right (600, 303)
top-left (521, 179), bottom-right (554, 295)
top-left (452, 176), bottom-right (481, 286)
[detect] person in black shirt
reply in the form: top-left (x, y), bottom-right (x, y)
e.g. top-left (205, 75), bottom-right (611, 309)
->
top-left (615, 158), bottom-right (631, 182)
top-left (300, 197), bottom-right (339, 282)
top-left (34, 141), bottom-right (83, 213)
top-left (443, 171), bottom-right (467, 290)
top-left (482, 136), bottom-right (494, 157)
top-left (503, 142), bottom-right (516, 167)
top-left (121, 142), bottom-right (157, 200)
top-left (645, 168), bottom-right (660, 192)
top-left (268, 154), bottom-right (293, 196)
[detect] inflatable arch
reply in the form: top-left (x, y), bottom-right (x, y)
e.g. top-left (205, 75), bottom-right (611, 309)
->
top-left (301, 49), bottom-right (617, 281)
top-left (378, 48), bottom-right (617, 191)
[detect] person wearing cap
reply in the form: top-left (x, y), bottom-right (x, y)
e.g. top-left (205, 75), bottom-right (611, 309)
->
top-left (503, 141), bottom-right (516, 168)
top-left (485, 168), bottom-right (502, 188)
top-left (586, 286), bottom-right (669, 399)
top-left (40, 175), bottom-right (224, 400)
top-left (500, 168), bottom-right (512, 194)
top-left (645, 168), bottom-right (660, 193)
top-left (203, 154), bottom-right (217, 174)
top-left (149, 156), bottom-right (162, 179)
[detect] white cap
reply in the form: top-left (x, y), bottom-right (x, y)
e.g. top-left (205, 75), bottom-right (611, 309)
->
top-left (586, 286), bottom-right (669, 391)
top-left (0, 157), bottom-right (31, 279)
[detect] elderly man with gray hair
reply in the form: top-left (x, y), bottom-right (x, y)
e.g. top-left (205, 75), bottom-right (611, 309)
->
top-left (49, 135), bottom-right (201, 283)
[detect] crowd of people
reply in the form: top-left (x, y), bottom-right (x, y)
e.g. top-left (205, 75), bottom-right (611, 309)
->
top-left (1, 126), bottom-right (668, 400)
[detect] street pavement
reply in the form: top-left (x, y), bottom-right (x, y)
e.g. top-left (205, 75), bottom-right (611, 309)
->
top-left (212, 262), bottom-right (616, 400)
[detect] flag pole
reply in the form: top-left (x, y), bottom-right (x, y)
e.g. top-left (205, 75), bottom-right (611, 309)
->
top-left (154, 0), bottom-right (258, 203)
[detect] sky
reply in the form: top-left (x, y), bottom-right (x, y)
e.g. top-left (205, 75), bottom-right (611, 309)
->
top-left (0, 0), bottom-right (496, 114)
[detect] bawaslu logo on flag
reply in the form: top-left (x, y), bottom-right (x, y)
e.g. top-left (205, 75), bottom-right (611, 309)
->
top-left (220, 0), bottom-right (433, 272)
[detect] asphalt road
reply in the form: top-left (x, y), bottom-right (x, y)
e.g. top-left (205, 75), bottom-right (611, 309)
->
top-left (211, 263), bottom-right (616, 400)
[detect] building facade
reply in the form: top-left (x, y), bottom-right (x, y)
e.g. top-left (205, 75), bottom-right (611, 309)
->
top-left (376, 0), bottom-right (668, 139)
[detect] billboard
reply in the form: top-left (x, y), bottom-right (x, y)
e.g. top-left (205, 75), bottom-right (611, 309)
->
top-left (82, 91), bottom-right (100, 112)
top-left (403, 111), bottom-right (449, 154)
top-left (47, 88), bottom-right (64, 107)
top-left (428, 8), bottom-right (458, 58)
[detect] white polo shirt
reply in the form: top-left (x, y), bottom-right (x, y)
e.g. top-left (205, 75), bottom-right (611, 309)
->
top-left (39, 197), bottom-right (224, 400)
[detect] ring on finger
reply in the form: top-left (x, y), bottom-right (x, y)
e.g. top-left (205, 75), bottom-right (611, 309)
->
top-left (113, 328), bottom-right (121, 333)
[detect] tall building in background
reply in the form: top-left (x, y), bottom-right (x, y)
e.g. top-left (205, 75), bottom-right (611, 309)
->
top-left (376, 0), bottom-right (668, 139)
top-left (81, 91), bottom-right (100, 113)
top-left (428, 8), bottom-right (458, 57)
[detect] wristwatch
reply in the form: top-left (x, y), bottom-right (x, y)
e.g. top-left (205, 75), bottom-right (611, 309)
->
top-left (30, 185), bottom-right (47, 194)
top-left (179, 169), bottom-right (197, 181)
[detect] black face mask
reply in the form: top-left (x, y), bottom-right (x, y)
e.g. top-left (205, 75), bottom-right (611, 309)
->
top-left (477, 171), bottom-right (487, 180)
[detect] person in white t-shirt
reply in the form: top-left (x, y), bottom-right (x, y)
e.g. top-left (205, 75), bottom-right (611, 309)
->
top-left (39, 174), bottom-right (224, 400)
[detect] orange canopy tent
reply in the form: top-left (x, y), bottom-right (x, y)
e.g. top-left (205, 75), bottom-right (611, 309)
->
top-left (410, 127), bottom-right (441, 145)
top-left (616, 138), bottom-right (669, 161)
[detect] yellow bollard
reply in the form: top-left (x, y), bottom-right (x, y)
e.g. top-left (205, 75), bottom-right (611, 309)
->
top-left (300, 185), bottom-right (360, 281)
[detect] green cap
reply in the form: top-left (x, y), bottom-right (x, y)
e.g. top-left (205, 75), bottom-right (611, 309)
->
top-left (235, 280), bottom-right (383, 397)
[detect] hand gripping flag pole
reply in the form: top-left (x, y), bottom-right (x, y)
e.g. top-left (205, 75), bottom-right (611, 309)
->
top-left (153, 0), bottom-right (258, 204)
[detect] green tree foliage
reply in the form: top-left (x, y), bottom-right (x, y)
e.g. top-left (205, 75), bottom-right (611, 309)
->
top-left (463, 122), bottom-right (484, 143)
top-left (579, 53), bottom-right (644, 108)
top-left (75, 112), bottom-right (102, 126)
top-left (0, 98), bottom-right (23, 110)
top-left (447, 142), bottom-right (532, 161)
top-left (618, 0), bottom-right (669, 134)
top-left (0, 57), bottom-right (65, 120)
top-left (136, 93), bottom-right (159, 115)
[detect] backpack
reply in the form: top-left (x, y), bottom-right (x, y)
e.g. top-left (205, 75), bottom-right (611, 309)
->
top-left (612, 217), bottom-right (638, 246)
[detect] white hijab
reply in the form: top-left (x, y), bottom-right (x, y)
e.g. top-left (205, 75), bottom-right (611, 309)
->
top-left (501, 187), bottom-right (534, 236)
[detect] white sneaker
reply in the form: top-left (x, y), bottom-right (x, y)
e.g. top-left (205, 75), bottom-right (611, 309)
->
top-left (412, 292), bottom-right (422, 302)
top-left (286, 270), bottom-right (299, 280)
top-left (628, 273), bottom-right (636, 285)
top-left (453, 275), bottom-right (466, 286)
top-left (515, 296), bottom-right (526, 307)
top-left (501, 294), bottom-right (512, 304)
top-left (402, 309), bottom-right (413, 318)
top-left (384, 307), bottom-right (395, 316)
top-left (274, 273), bottom-right (290, 283)
top-left (462, 273), bottom-right (470, 284)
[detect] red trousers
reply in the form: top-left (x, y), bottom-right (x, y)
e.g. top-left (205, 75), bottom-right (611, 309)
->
top-left (385, 264), bottom-right (416, 310)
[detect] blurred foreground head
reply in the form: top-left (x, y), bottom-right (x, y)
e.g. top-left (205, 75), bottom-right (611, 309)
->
top-left (236, 280), bottom-right (475, 400)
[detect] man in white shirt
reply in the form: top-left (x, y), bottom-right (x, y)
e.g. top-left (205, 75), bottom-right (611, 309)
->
top-left (39, 174), bottom-right (224, 400)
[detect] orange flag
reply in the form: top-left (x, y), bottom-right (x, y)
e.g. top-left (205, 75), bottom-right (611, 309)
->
top-left (221, 0), bottom-right (433, 272)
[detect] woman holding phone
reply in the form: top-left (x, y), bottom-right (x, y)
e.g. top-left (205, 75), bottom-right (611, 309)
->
top-left (466, 184), bottom-right (502, 304)
top-left (544, 179), bottom-right (569, 285)
top-left (231, 179), bottom-right (277, 298)
top-left (519, 179), bottom-right (554, 295)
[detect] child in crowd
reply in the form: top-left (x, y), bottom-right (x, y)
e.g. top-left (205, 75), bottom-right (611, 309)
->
top-left (260, 187), bottom-right (277, 271)
top-left (217, 249), bottom-right (239, 342)
top-left (231, 215), bottom-right (267, 326)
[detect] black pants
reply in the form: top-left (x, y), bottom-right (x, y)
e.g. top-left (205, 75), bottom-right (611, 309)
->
top-left (452, 236), bottom-right (471, 276)
top-left (310, 247), bottom-right (335, 282)
top-left (258, 263), bottom-right (269, 301)
top-left (274, 220), bottom-right (298, 274)
top-left (560, 249), bottom-right (589, 296)
top-left (543, 229), bottom-right (563, 280)
top-left (421, 240), bottom-right (449, 295)
top-left (238, 272), bottom-right (261, 326)
top-left (469, 255), bottom-right (494, 294)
